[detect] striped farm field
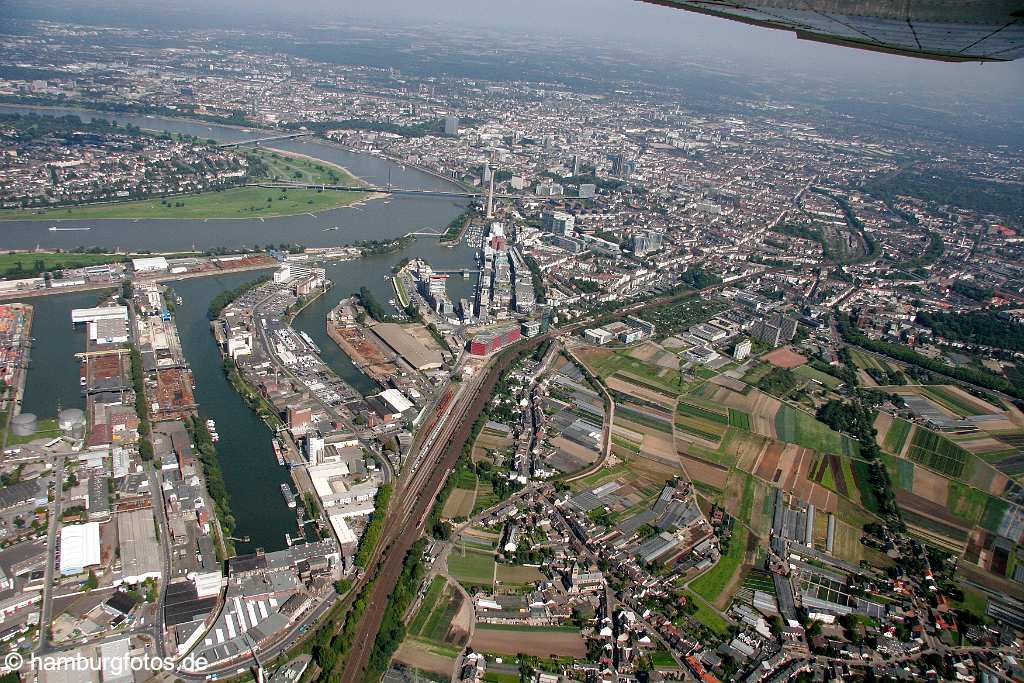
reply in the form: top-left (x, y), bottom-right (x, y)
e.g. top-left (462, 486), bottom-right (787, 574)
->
top-left (882, 418), bottom-right (913, 455)
top-left (729, 409), bottom-right (751, 430)
top-left (677, 400), bottom-right (729, 424)
top-left (907, 428), bottom-right (968, 478)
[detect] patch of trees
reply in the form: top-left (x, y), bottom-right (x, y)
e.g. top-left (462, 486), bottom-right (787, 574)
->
top-left (837, 312), bottom-right (1024, 400)
top-left (353, 238), bottom-right (410, 256)
top-left (757, 367), bottom-right (797, 396)
top-left (185, 415), bottom-right (236, 547)
top-left (356, 286), bottom-right (391, 322)
top-left (917, 310), bottom-right (1024, 352)
top-left (679, 267), bottom-right (722, 290)
top-left (353, 485), bottom-right (393, 567)
top-left (951, 281), bottom-right (993, 302)
top-left (862, 165), bottom-right (1024, 227)
top-left (284, 118), bottom-right (442, 138)
top-left (206, 274), bottom-right (270, 320)
top-left (365, 538), bottom-right (429, 681)
top-left (772, 223), bottom-right (822, 243)
top-left (524, 255), bottom-right (546, 304)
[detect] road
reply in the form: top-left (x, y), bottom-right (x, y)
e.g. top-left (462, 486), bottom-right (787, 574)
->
top-left (36, 453), bottom-right (65, 654)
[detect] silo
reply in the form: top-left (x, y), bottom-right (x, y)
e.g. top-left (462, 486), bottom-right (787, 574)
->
top-left (826, 513), bottom-right (836, 553)
top-left (805, 503), bottom-right (815, 548)
top-left (11, 413), bottom-right (38, 437)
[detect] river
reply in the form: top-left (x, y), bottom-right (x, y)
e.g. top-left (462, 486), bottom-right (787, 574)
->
top-left (3, 107), bottom-right (476, 553)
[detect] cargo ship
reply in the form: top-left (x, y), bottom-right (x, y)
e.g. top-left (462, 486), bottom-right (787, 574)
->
top-left (271, 438), bottom-right (286, 466)
top-left (299, 331), bottom-right (320, 354)
top-left (280, 483), bottom-right (296, 508)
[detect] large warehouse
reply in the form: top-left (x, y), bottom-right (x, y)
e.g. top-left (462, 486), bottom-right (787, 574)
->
top-left (117, 509), bottom-right (163, 584)
top-left (59, 522), bottom-right (101, 575)
top-left (370, 323), bottom-right (443, 372)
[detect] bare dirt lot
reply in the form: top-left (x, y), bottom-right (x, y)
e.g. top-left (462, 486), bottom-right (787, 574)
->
top-left (679, 454), bottom-right (730, 490)
top-left (395, 640), bottom-right (455, 678)
top-left (470, 628), bottom-right (587, 658)
top-left (763, 346), bottom-right (807, 369)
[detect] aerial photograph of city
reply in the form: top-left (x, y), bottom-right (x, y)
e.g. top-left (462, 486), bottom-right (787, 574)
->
top-left (0, 0), bottom-right (1022, 681)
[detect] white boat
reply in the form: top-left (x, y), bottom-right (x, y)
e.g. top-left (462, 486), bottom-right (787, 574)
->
top-left (206, 419), bottom-right (216, 429)
top-left (49, 226), bottom-right (91, 232)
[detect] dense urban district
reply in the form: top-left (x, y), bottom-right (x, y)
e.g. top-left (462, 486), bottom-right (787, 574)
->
top-left (0, 15), bottom-right (1022, 683)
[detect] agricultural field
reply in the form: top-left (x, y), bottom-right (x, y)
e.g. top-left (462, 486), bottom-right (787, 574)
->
top-left (681, 590), bottom-right (730, 635)
top-left (442, 488), bottom-right (477, 520)
top-left (907, 428), bottom-right (968, 478)
top-left (775, 405), bottom-right (860, 457)
top-left (408, 577), bottom-right (469, 647)
top-left (878, 416), bottom-right (912, 455)
top-left (689, 472), bottom-right (755, 609)
top-left (919, 385), bottom-right (1000, 418)
top-left (576, 347), bottom-right (685, 396)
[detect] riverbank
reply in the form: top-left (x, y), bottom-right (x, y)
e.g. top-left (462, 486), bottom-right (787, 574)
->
top-left (0, 261), bottom-right (276, 301)
top-left (0, 303), bottom-right (33, 450)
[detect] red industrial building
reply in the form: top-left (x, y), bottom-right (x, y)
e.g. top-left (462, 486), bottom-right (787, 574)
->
top-left (468, 325), bottom-right (522, 355)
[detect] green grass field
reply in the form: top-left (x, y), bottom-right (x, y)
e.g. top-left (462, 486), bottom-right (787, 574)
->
top-left (775, 405), bottom-right (860, 456)
top-left (793, 364), bottom-right (842, 388)
top-left (882, 419), bottom-right (912, 455)
top-left (0, 252), bottom-right (127, 280)
top-left (682, 590), bottom-right (729, 635)
top-left (587, 351), bottom-right (684, 394)
top-left (1, 149), bottom-right (367, 221)
top-left (448, 546), bottom-right (496, 586)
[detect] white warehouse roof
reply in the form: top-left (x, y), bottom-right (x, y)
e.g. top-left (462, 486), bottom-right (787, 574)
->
top-left (132, 256), bottom-right (168, 272)
top-left (379, 388), bottom-right (413, 414)
top-left (59, 522), bottom-right (101, 575)
top-left (71, 306), bottom-right (128, 324)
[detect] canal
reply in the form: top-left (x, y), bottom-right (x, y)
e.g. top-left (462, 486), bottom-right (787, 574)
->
top-left (5, 107), bottom-right (477, 553)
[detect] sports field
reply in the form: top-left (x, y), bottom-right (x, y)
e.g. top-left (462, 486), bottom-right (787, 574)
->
top-left (448, 547), bottom-right (496, 586)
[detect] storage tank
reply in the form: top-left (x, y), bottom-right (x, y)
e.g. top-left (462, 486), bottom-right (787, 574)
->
top-left (58, 408), bottom-right (86, 432)
top-left (11, 413), bottom-right (38, 437)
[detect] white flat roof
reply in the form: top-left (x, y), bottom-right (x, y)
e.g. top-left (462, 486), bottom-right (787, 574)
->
top-left (380, 388), bottom-right (413, 413)
top-left (327, 515), bottom-right (357, 545)
top-left (131, 256), bottom-right (168, 270)
top-left (71, 306), bottom-right (128, 324)
top-left (59, 522), bottom-right (101, 574)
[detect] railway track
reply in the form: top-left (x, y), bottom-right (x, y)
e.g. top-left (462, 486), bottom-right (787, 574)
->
top-left (336, 342), bottom-right (542, 683)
